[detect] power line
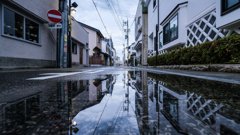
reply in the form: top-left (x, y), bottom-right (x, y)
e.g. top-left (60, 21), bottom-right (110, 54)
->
top-left (109, 0), bottom-right (123, 26)
top-left (105, 0), bottom-right (124, 33)
top-left (92, 0), bottom-right (110, 37)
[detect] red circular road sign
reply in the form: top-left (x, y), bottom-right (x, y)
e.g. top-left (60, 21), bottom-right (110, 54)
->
top-left (47, 10), bottom-right (63, 23)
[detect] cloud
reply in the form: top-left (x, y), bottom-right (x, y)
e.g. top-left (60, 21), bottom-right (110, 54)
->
top-left (72, 0), bottom-right (138, 61)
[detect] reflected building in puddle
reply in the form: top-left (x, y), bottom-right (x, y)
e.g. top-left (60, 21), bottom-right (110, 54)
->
top-left (0, 75), bottom-right (116, 135)
top-left (128, 71), bottom-right (240, 135)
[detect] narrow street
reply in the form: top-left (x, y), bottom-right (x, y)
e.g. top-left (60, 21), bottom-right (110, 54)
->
top-left (0, 67), bottom-right (240, 135)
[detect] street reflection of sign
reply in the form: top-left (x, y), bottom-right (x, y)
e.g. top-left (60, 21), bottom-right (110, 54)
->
top-left (49, 114), bottom-right (63, 127)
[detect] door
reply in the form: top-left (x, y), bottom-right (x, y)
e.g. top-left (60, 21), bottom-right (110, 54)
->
top-left (79, 47), bottom-right (83, 64)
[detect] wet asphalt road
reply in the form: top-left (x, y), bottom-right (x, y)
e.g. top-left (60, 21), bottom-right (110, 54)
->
top-left (1, 66), bottom-right (240, 135)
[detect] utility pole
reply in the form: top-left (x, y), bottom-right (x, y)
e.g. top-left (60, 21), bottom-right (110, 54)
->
top-left (67, 0), bottom-right (72, 68)
top-left (142, 3), bottom-right (148, 66)
top-left (57, 0), bottom-right (68, 68)
top-left (155, 0), bottom-right (159, 66)
top-left (123, 44), bottom-right (125, 65)
top-left (123, 19), bottom-right (130, 66)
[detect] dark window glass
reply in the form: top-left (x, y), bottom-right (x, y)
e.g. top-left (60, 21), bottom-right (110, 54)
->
top-left (170, 15), bottom-right (178, 40)
top-left (4, 8), bottom-right (24, 39)
top-left (153, 0), bottom-right (156, 8)
top-left (72, 42), bottom-right (77, 54)
top-left (163, 23), bottom-right (170, 44)
top-left (159, 32), bottom-right (163, 48)
top-left (25, 19), bottom-right (39, 43)
top-left (222, 0), bottom-right (240, 14)
top-left (226, 0), bottom-right (239, 8)
top-left (163, 15), bottom-right (178, 44)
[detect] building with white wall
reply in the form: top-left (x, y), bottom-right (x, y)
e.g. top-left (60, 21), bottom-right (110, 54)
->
top-left (78, 22), bottom-right (104, 66)
top-left (101, 39), bottom-right (110, 66)
top-left (134, 1), bottom-right (143, 65)
top-left (145, 0), bottom-right (159, 58)
top-left (0, 0), bottom-right (89, 68)
top-left (153, 0), bottom-right (240, 55)
top-left (102, 37), bottom-right (115, 66)
top-left (127, 42), bottom-right (136, 60)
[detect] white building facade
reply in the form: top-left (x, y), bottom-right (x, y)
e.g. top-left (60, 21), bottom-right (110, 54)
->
top-left (134, 1), bottom-right (143, 65)
top-left (153, 0), bottom-right (240, 54)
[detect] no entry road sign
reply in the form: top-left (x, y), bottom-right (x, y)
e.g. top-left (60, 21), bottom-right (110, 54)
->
top-left (47, 10), bottom-right (63, 23)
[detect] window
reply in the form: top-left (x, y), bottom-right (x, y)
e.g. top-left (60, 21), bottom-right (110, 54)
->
top-left (163, 15), bottom-right (178, 44)
top-left (159, 32), bottom-right (163, 49)
top-left (132, 47), bottom-right (134, 50)
top-left (137, 17), bottom-right (141, 25)
top-left (4, 8), bottom-right (24, 39)
top-left (3, 7), bottom-right (40, 44)
top-left (98, 37), bottom-right (100, 43)
top-left (222, 0), bottom-right (240, 15)
top-left (153, 0), bottom-right (156, 8)
top-left (25, 19), bottom-right (39, 43)
top-left (72, 42), bottom-right (77, 54)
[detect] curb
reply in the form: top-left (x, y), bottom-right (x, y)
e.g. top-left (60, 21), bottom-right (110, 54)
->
top-left (140, 64), bottom-right (240, 73)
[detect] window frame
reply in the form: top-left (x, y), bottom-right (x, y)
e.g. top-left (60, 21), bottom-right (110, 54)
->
top-left (159, 32), bottom-right (163, 49)
top-left (153, 0), bottom-right (156, 8)
top-left (221, 0), bottom-right (240, 15)
top-left (2, 5), bottom-right (41, 45)
top-left (72, 42), bottom-right (77, 54)
top-left (163, 14), bottom-right (178, 45)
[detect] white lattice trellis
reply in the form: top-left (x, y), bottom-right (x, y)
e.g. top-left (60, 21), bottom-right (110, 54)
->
top-left (187, 92), bottom-right (223, 126)
top-left (186, 10), bottom-right (235, 47)
top-left (148, 50), bottom-right (155, 57)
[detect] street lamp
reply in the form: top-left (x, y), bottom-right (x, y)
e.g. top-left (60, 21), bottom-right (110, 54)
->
top-left (67, 1), bottom-right (78, 68)
top-left (71, 9), bottom-right (76, 14)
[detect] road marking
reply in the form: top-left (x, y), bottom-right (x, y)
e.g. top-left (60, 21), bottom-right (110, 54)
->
top-left (27, 70), bottom-right (104, 80)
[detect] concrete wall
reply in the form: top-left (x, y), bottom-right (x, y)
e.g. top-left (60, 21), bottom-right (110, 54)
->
top-left (0, 1), bottom-right (58, 68)
top-left (216, 0), bottom-right (240, 31)
top-left (12, 0), bottom-right (58, 21)
top-left (71, 19), bottom-right (89, 47)
top-left (71, 19), bottom-right (89, 66)
top-left (148, 0), bottom-right (158, 51)
top-left (82, 27), bottom-right (96, 56)
top-left (135, 1), bottom-right (143, 40)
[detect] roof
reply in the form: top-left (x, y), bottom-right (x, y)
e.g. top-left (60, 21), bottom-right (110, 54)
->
top-left (78, 22), bottom-right (104, 38)
top-left (160, 1), bottom-right (188, 26)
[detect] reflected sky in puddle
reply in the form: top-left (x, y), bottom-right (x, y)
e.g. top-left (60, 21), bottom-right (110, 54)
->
top-left (1, 70), bottom-right (240, 135)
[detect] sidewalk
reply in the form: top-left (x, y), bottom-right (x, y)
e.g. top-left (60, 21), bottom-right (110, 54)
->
top-left (140, 64), bottom-right (240, 73)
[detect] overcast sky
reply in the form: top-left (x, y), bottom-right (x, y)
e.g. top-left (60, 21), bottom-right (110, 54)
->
top-left (72, 0), bottom-right (139, 62)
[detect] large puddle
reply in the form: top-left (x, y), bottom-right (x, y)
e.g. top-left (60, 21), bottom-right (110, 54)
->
top-left (1, 70), bottom-right (240, 135)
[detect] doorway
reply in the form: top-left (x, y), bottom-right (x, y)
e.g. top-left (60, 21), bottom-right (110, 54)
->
top-left (79, 47), bottom-right (83, 64)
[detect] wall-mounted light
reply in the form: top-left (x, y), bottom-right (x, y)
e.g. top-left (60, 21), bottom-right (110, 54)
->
top-left (72, 121), bottom-right (77, 126)
top-left (71, 9), bottom-right (76, 14)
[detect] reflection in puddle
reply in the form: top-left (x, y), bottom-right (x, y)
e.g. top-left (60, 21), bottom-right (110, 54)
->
top-left (1, 70), bottom-right (240, 135)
